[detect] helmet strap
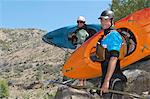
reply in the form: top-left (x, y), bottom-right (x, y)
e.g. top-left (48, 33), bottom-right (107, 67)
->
top-left (110, 18), bottom-right (114, 27)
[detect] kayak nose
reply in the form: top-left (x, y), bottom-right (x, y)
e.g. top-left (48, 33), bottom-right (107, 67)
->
top-left (42, 35), bottom-right (54, 45)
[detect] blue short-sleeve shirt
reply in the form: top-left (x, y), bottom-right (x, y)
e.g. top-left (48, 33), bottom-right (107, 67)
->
top-left (100, 30), bottom-right (122, 52)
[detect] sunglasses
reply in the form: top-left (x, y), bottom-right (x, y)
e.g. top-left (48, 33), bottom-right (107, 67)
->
top-left (77, 21), bottom-right (85, 23)
top-left (99, 18), bottom-right (110, 20)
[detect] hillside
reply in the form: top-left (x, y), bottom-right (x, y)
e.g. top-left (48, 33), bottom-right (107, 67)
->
top-left (0, 28), bottom-right (150, 99)
top-left (0, 28), bottom-right (70, 98)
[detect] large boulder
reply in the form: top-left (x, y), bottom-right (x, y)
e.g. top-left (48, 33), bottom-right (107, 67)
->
top-left (54, 85), bottom-right (96, 99)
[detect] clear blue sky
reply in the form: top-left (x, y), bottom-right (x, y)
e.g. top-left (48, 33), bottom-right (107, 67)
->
top-left (1, 0), bottom-right (112, 31)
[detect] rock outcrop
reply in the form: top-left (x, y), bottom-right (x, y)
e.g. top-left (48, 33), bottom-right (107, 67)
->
top-left (54, 85), bottom-right (95, 99)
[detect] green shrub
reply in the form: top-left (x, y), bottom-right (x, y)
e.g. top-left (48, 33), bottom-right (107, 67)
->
top-left (0, 79), bottom-right (9, 98)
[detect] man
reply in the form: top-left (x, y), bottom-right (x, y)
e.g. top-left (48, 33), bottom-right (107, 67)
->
top-left (71, 16), bottom-right (97, 86)
top-left (70, 16), bottom-right (89, 45)
top-left (71, 16), bottom-right (96, 45)
top-left (97, 10), bottom-right (127, 99)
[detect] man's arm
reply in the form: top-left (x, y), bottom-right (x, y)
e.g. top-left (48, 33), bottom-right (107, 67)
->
top-left (104, 56), bottom-right (118, 82)
top-left (100, 56), bottom-right (118, 95)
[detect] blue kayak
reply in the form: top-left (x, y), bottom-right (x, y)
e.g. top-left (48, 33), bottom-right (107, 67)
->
top-left (42, 24), bottom-right (101, 49)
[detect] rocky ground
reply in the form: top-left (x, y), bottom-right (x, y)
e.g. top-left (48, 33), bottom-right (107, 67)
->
top-left (0, 28), bottom-right (150, 99)
top-left (0, 28), bottom-right (69, 99)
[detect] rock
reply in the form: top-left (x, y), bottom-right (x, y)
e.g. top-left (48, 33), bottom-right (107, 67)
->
top-left (54, 85), bottom-right (95, 99)
top-left (145, 95), bottom-right (150, 99)
top-left (123, 69), bottom-right (150, 97)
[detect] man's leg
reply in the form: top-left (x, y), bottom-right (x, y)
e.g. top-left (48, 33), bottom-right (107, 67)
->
top-left (101, 78), bottom-right (126, 99)
top-left (111, 78), bottom-right (126, 99)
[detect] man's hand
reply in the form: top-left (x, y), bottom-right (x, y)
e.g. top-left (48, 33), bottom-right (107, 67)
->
top-left (100, 80), bottom-right (109, 96)
top-left (72, 35), bottom-right (78, 44)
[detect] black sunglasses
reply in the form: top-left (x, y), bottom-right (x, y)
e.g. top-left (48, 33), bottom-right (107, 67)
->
top-left (99, 18), bottom-right (108, 20)
top-left (77, 21), bottom-right (85, 23)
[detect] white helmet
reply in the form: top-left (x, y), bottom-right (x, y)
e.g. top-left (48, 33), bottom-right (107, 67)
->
top-left (77, 16), bottom-right (86, 22)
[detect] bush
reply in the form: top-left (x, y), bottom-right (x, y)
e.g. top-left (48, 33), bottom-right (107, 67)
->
top-left (0, 79), bottom-right (9, 98)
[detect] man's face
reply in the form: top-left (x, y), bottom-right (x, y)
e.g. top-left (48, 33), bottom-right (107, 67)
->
top-left (77, 20), bottom-right (85, 28)
top-left (100, 18), bottom-right (111, 29)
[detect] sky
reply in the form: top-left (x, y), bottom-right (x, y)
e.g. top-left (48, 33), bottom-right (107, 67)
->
top-left (1, 0), bottom-right (112, 31)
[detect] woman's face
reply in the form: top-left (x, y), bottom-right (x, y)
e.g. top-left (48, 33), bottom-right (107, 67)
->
top-left (100, 18), bottom-right (111, 29)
